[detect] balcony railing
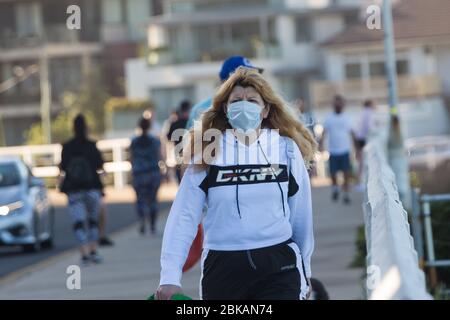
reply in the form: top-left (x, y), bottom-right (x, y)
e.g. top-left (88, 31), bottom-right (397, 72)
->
top-left (147, 45), bottom-right (256, 66)
top-left (310, 75), bottom-right (443, 108)
top-left (0, 93), bottom-right (41, 105)
top-left (0, 24), bottom-right (81, 49)
top-left (147, 41), bottom-right (280, 66)
top-left (0, 34), bottom-right (42, 49)
top-left (44, 24), bottom-right (80, 43)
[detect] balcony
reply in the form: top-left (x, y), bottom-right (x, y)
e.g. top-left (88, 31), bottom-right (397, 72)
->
top-left (0, 34), bottom-right (42, 49)
top-left (101, 23), bottom-right (128, 43)
top-left (147, 40), bottom-right (280, 66)
top-left (310, 75), bottom-right (443, 108)
top-left (44, 24), bottom-right (80, 43)
top-left (0, 24), bottom-right (81, 50)
top-left (0, 93), bottom-right (41, 105)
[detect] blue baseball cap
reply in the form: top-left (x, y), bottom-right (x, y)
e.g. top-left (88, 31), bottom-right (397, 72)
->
top-left (219, 56), bottom-right (263, 81)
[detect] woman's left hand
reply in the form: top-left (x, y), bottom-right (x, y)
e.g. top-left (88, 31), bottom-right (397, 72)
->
top-left (306, 278), bottom-right (312, 300)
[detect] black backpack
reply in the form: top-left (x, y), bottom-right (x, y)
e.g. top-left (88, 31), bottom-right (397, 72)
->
top-left (65, 156), bottom-right (94, 187)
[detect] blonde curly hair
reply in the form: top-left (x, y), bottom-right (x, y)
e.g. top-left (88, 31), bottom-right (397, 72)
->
top-left (186, 67), bottom-right (317, 168)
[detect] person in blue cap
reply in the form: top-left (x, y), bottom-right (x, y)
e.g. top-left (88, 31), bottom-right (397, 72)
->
top-left (185, 56), bottom-right (263, 130)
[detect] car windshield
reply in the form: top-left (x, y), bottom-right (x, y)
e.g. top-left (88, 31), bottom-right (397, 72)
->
top-left (0, 163), bottom-right (21, 187)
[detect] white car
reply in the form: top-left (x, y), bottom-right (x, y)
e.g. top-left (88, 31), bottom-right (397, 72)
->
top-left (0, 157), bottom-right (54, 252)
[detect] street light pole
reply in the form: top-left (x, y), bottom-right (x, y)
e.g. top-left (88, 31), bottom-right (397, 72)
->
top-left (382, 0), bottom-right (399, 115)
top-left (39, 49), bottom-right (52, 144)
top-left (382, 0), bottom-right (411, 208)
top-left (0, 114), bottom-right (5, 146)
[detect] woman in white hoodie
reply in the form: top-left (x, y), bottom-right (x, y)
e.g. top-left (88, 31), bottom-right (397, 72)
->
top-left (156, 67), bottom-right (317, 300)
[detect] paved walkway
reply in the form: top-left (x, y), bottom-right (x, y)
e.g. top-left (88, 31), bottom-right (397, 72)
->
top-left (311, 186), bottom-right (365, 299)
top-left (0, 184), bottom-right (364, 300)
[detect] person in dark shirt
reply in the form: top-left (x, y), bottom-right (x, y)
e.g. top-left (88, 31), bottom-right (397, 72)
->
top-left (130, 116), bottom-right (163, 235)
top-left (60, 114), bottom-right (104, 266)
top-left (166, 100), bottom-right (191, 183)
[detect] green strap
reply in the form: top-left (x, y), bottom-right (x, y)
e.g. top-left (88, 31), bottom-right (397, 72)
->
top-left (147, 293), bottom-right (193, 300)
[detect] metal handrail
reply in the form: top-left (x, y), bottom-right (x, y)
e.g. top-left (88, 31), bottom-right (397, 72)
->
top-left (363, 139), bottom-right (432, 300)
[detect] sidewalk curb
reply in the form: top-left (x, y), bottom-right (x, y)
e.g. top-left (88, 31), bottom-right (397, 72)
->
top-left (0, 222), bottom-right (139, 288)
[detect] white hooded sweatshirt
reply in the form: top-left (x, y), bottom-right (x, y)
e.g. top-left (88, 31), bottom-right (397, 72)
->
top-left (160, 129), bottom-right (314, 287)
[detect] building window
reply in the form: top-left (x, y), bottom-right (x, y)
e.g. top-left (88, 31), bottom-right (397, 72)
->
top-left (151, 0), bottom-right (163, 15)
top-left (50, 57), bottom-right (83, 100)
top-left (369, 61), bottom-right (385, 77)
top-left (150, 86), bottom-right (194, 121)
top-left (102, 0), bottom-right (127, 23)
top-left (396, 60), bottom-right (409, 75)
top-left (369, 60), bottom-right (409, 77)
top-left (345, 63), bottom-right (362, 79)
top-left (191, 0), bottom-right (268, 12)
top-left (15, 3), bottom-right (41, 37)
top-left (295, 17), bottom-right (312, 43)
top-left (0, 61), bottom-right (40, 104)
top-left (344, 12), bottom-right (359, 27)
top-left (0, 4), bottom-right (15, 33)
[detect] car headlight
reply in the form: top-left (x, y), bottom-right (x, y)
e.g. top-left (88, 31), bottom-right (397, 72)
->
top-left (0, 201), bottom-right (24, 216)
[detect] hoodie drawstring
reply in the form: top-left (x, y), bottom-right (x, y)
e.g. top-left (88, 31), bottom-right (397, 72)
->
top-left (257, 140), bottom-right (286, 217)
top-left (233, 136), bottom-right (286, 218)
top-left (235, 138), bottom-right (242, 219)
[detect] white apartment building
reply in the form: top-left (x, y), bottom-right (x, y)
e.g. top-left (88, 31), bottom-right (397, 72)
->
top-left (313, 0), bottom-right (450, 139)
top-left (0, 0), bottom-right (162, 146)
top-left (125, 0), bottom-right (362, 124)
top-left (126, 0), bottom-right (450, 141)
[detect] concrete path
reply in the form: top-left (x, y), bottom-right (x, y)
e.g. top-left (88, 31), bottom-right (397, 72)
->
top-left (0, 184), bottom-right (364, 300)
top-left (311, 186), bottom-right (365, 299)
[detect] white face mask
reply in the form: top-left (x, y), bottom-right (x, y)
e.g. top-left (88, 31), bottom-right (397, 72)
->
top-left (226, 100), bottom-right (263, 133)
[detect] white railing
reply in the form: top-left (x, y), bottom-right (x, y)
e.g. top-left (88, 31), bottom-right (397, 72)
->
top-left (0, 138), bottom-right (131, 189)
top-left (363, 138), bottom-right (432, 300)
top-left (0, 138), bottom-right (331, 188)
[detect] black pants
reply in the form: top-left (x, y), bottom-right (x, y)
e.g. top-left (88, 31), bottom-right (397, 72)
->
top-left (201, 240), bottom-right (305, 300)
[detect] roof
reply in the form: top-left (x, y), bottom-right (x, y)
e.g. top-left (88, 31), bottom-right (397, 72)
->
top-left (323, 0), bottom-right (450, 47)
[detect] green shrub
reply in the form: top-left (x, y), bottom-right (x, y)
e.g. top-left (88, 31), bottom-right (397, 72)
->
top-left (430, 201), bottom-right (450, 287)
top-left (350, 224), bottom-right (367, 268)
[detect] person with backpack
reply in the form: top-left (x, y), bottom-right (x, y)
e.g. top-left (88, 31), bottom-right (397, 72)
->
top-left (130, 116), bottom-right (163, 235)
top-left (59, 114), bottom-right (104, 266)
top-left (156, 67), bottom-right (317, 300)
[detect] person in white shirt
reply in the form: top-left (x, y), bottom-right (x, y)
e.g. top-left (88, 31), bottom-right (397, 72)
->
top-left (320, 95), bottom-right (355, 204)
top-left (355, 100), bottom-right (375, 188)
top-left (156, 67), bottom-right (317, 300)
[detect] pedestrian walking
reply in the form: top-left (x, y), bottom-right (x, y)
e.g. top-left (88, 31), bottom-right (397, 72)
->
top-left (354, 99), bottom-right (376, 190)
top-left (177, 56), bottom-right (265, 272)
top-left (294, 98), bottom-right (316, 139)
top-left (156, 67), bottom-right (317, 300)
top-left (130, 116), bottom-right (163, 235)
top-left (320, 95), bottom-right (355, 204)
top-left (160, 111), bottom-right (178, 183)
top-left (167, 100), bottom-right (191, 184)
top-left (98, 194), bottom-right (114, 246)
top-left (59, 114), bottom-right (104, 266)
